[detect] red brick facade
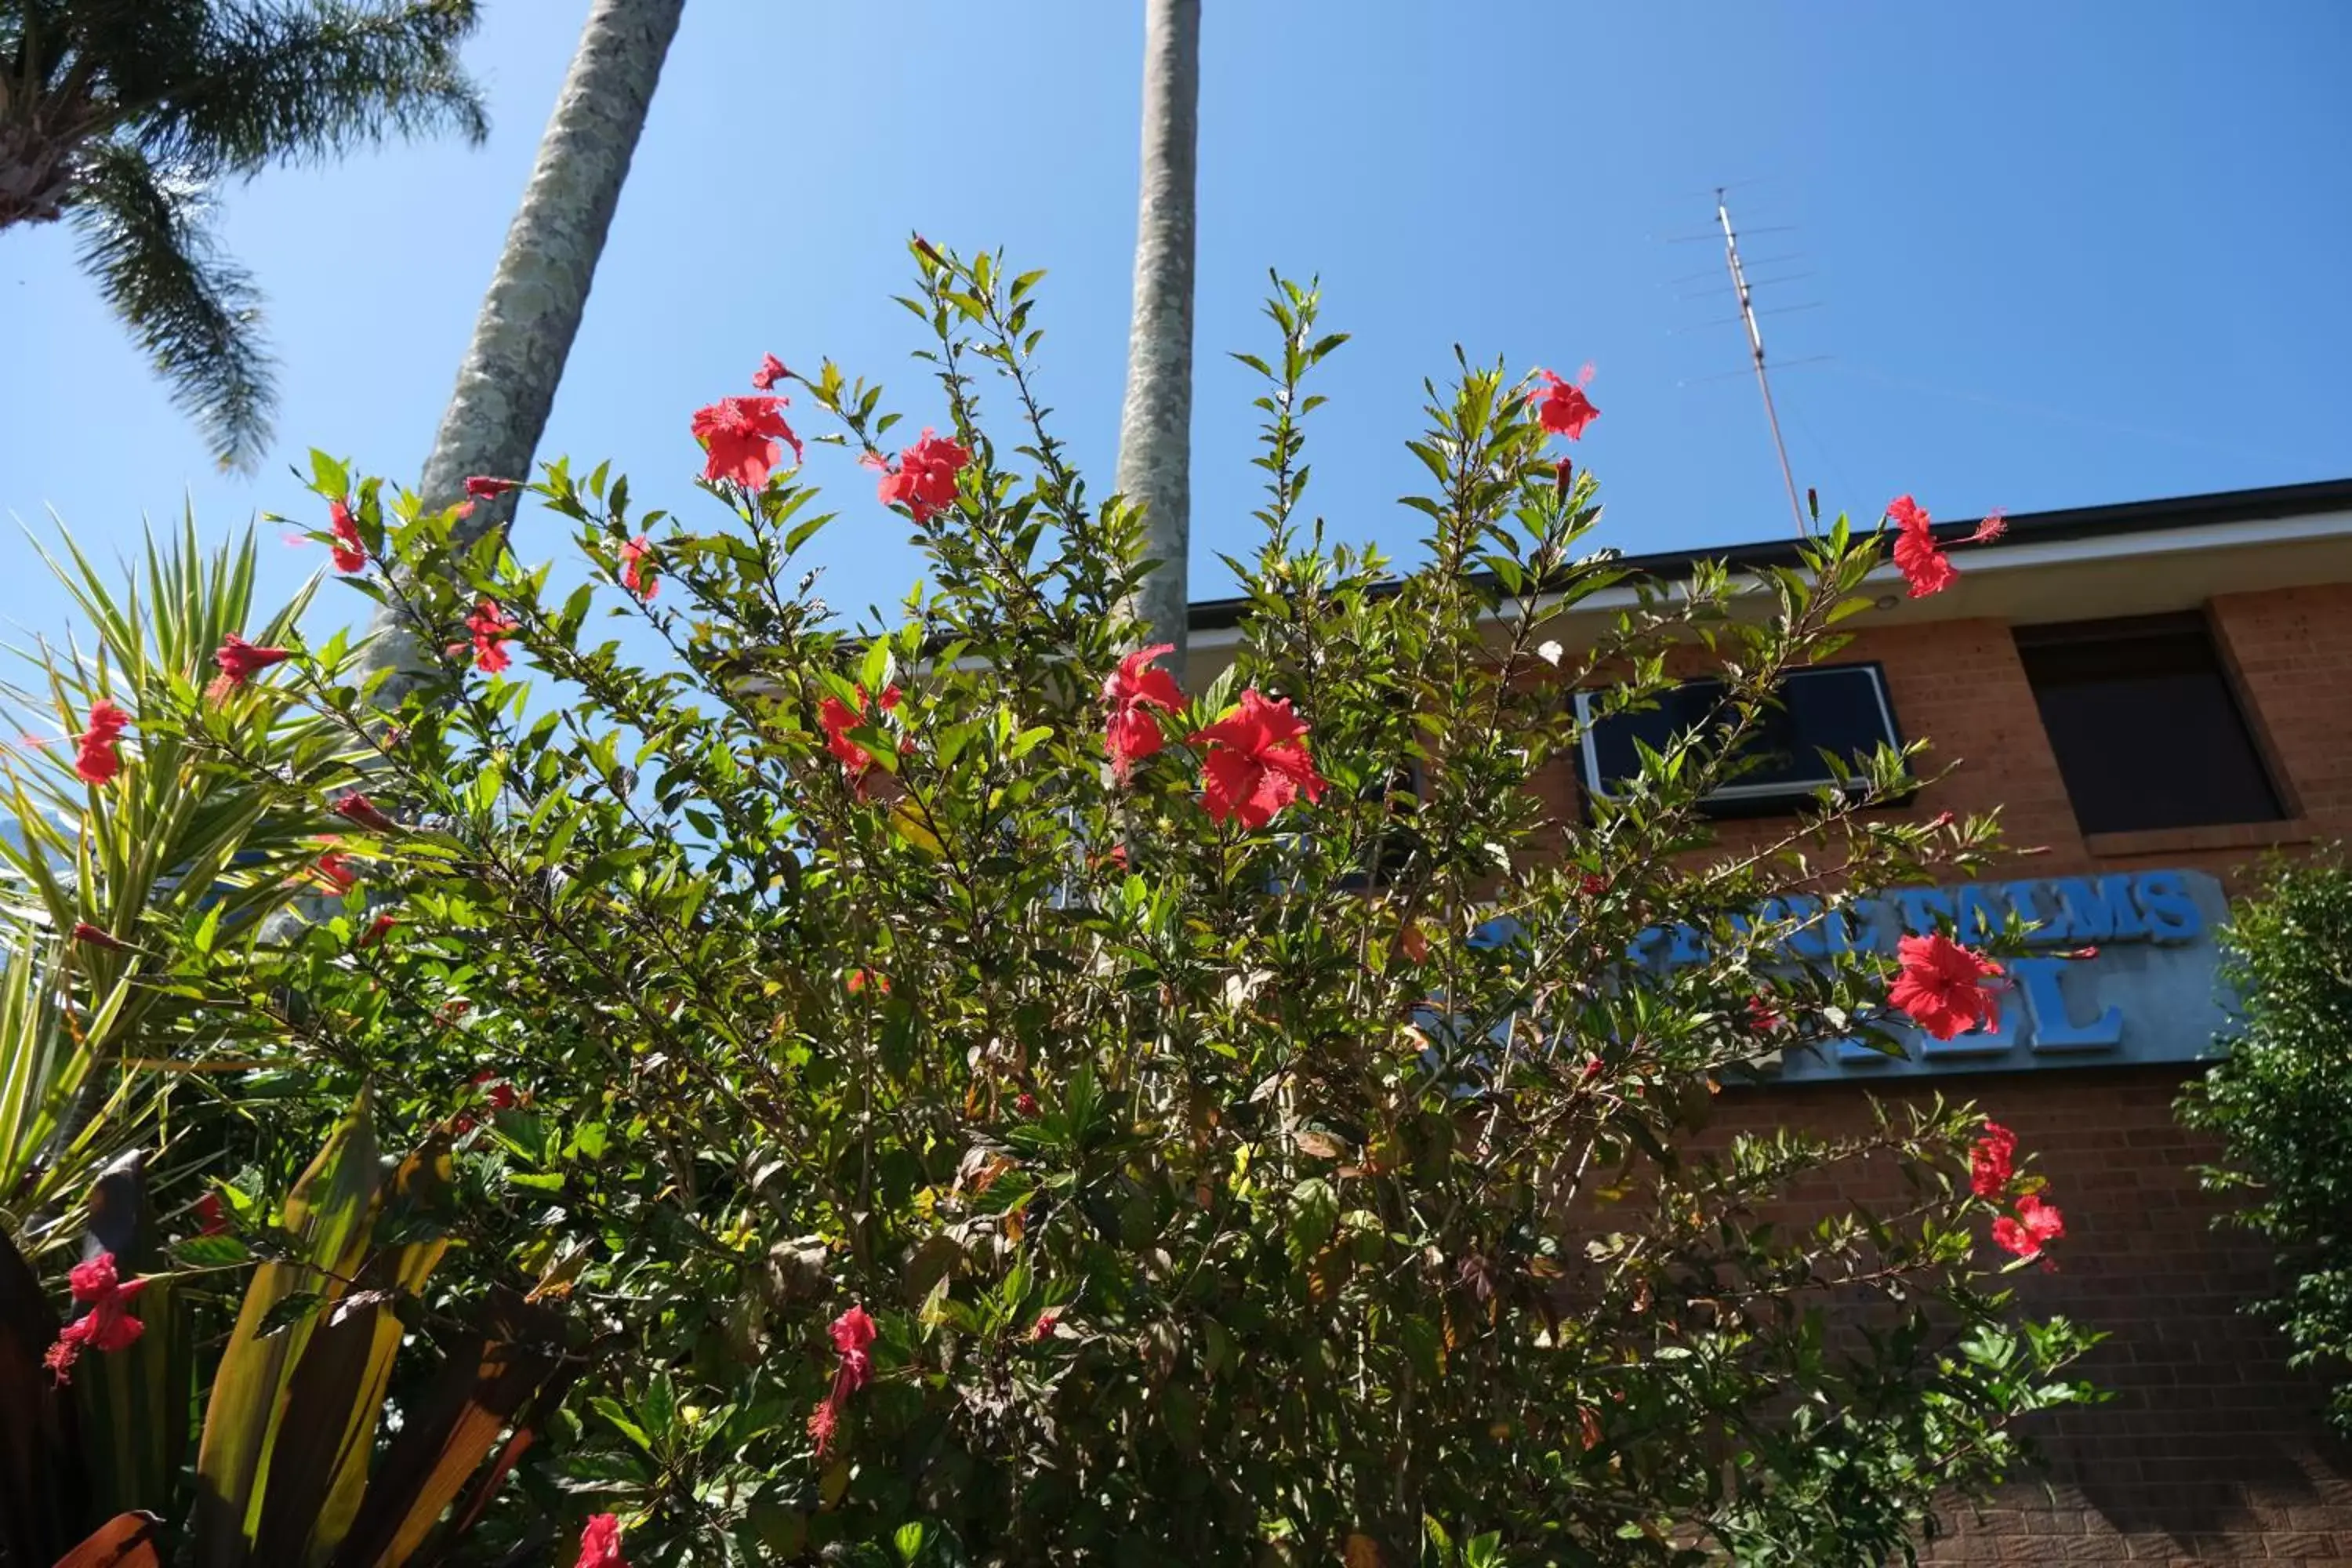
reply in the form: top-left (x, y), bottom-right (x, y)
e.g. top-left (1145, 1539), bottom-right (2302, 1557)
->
top-left (1636, 590), bottom-right (2352, 1563)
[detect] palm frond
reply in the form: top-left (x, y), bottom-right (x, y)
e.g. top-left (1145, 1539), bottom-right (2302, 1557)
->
top-left (68, 141), bottom-right (275, 471)
top-left (143, 0), bottom-right (488, 175)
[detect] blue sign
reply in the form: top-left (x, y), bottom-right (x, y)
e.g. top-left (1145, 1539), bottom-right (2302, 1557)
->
top-left (1627, 869), bottom-right (2231, 1081)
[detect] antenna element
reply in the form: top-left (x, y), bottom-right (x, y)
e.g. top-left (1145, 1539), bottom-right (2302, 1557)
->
top-left (1715, 190), bottom-right (1808, 537)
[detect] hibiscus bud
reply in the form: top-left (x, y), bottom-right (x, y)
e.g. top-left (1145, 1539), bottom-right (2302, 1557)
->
top-left (1555, 457), bottom-right (1573, 497)
top-left (1015, 1091), bottom-right (1040, 1117)
top-left (193, 1192), bottom-right (228, 1236)
top-left (71, 921), bottom-right (131, 951)
top-left (1581, 1054), bottom-right (1604, 1083)
top-left (332, 792), bottom-right (397, 833)
top-left (2063, 946), bottom-right (2100, 961)
top-left (1029, 1308), bottom-right (1062, 1341)
top-left (357, 913), bottom-right (397, 949)
top-left (913, 234), bottom-right (943, 264)
top-left (1806, 486), bottom-right (1820, 523)
top-left (1929, 810), bottom-right (1956, 829)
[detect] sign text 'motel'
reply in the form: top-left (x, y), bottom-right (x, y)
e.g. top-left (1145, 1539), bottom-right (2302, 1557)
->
top-left (1631, 869), bottom-right (2230, 1081)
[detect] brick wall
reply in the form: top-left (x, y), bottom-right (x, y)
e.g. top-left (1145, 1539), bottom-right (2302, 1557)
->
top-left (1549, 586), bottom-right (2352, 1563)
top-left (1723, 1069), bottom-right (2352, 1566)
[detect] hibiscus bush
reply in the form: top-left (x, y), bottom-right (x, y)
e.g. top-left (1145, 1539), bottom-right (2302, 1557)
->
top-left (2178, 851), bottom-right (2352, 1436)
top-left (31, 247), bottom-right (2095, 1566)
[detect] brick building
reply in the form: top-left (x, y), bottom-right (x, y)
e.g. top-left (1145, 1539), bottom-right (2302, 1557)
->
top-left (1191, 477), bottom-right (2352, 1564)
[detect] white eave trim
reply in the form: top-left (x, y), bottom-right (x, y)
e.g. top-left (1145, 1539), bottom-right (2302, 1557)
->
top-left (1180, 506), bottom-right (2352, 652)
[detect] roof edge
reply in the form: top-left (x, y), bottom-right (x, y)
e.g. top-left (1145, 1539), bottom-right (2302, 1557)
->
top-left (1185, 476), bottom-right (2352, 633)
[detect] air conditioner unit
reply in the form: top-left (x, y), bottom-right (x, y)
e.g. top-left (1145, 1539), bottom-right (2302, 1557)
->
top-left (1573, 663), bottom-right (1907, 816)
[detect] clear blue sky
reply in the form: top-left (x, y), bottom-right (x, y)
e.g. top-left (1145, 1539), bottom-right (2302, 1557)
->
top-left (5, 1), bottom-right (2349, 649)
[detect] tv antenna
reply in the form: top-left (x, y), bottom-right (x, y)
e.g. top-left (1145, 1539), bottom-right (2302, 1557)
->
top-left (1715, 189), bottom-right (1809, 537)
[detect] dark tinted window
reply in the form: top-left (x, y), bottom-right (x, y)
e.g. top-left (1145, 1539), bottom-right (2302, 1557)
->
top-left (1581, 666), bottom-right (1901, 811)
top-left (2015, 615), bottom-right (2283, 835)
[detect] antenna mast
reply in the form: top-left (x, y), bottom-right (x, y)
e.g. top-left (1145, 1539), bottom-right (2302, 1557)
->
top-left (1715, 189), bottom-right (1808, 536)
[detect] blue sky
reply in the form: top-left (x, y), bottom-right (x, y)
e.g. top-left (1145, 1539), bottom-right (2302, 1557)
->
top-left (5, 0), bottom-right (2349, 651)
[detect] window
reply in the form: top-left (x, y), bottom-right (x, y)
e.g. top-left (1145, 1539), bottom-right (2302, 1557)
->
top-left (2014, 613), bottom-right (2284, 836)
top-left (1575, 664), bottom-right (1905, 817)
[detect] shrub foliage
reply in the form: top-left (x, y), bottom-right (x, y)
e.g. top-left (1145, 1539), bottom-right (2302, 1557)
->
top-left (2180, 852), bottom-right (2352, 1438)
top-left (17, 249), bottom-right (2092, 1566)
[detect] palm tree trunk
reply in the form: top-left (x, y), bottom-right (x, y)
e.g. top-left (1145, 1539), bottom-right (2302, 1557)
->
top-left (1114, 0), bottom-right (1201, 663)
top-left (361, 0), bottom-right (684, 688)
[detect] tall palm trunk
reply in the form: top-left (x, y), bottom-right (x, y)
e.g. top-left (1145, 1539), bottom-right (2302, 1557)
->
top-left (361, 0), bottom-right (684, 687)
top-left (1114, 0), bottom-right (1201, 663)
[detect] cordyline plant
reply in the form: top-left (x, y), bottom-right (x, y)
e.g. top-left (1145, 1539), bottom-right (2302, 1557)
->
top-left (52, 245), bottom-right (2091, 1566)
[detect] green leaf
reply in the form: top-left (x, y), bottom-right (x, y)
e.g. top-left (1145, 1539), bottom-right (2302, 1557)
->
top-left (172, 1234), bottom-right (250, 1268)
top-left (253, 1291), bottom-right (326, 1339)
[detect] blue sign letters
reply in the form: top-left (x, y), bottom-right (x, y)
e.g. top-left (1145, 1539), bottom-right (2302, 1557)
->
top-left (1632, 869), bottom-right (2230, 1082)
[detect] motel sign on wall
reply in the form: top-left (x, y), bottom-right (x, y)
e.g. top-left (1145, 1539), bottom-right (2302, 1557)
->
top-left (1631, 870), bottom-right (2233, 1082)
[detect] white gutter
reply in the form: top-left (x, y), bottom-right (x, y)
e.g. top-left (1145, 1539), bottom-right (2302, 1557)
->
top-left (1180, 506), bottom-right (2352, 653)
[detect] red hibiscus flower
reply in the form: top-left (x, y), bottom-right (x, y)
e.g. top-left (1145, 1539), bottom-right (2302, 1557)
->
top-left (1744, 993), bottom-right (1782, 1033)
top-left (1889, 931), bottom-right (2003, 1040)
top-left (810, 1304), bottom-right (879, 1457)
top-left (465, 475), bottom-right (521, 502)
top-left (1189, 689), bottom-right (1328, 829)
top-left (1992, 1192), bottom-right (2065, 1261)
top-left (1103, 643), bottom-right (1184, 780)
top-left (830, 1304), bottom-right (877, 1388)
top-left (1534, 366), bottom-right (1599, 440)
top-left (328, 498), bottom-right (366, 573)
top-left (1888, 494), bottom-right (1957, 597)
top-left (1886, 496), bottom-right (2005, 598)
top-left (574, 1512), bottom-right (626, 1568)
top-left (871, 429), bottom-right (971, 524)
top-left (314, 848), bottom-right (360, 895)
top-left (1969, 1120), bottom-right (2017, 1200)
top-left (358, 913), bottom-right (397, 949)
top-left (193, 1192), bottom-right (228, 1236)
top-left (42, 1251), bottom-right (149, 1384)
top-left (333, 792), bottom-right (397, 833)
top-left (213, 635), bottom-right (293, 687)
top-left (845, 967), bottom-right (889, 996)
top-left (691, 395), bottom-right (803, 488)
top-left (751, 353), bottom-right (789, 391)
top-left (74, 699), bottom-right (129, 786)
top-left (1579, 872), bottom-right (1609, 899)
top-left (466, 599), bottom-right (517, 674)
top-left (617, 535), bottom-right (657, 600)
top-left (1029, 1308), bottom-right (1062, 1341)
top-left (817, 684), bottom-right (903, 800)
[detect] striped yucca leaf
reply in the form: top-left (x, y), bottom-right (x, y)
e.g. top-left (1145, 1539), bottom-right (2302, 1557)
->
top-left (0, 919), bottom-right (152, 1251)
top-left (0, 510), bottom-right (365, 1254)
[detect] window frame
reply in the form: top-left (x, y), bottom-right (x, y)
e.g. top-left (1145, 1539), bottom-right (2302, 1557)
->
top-left (1572, 662), bottom-right (1908, 818)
